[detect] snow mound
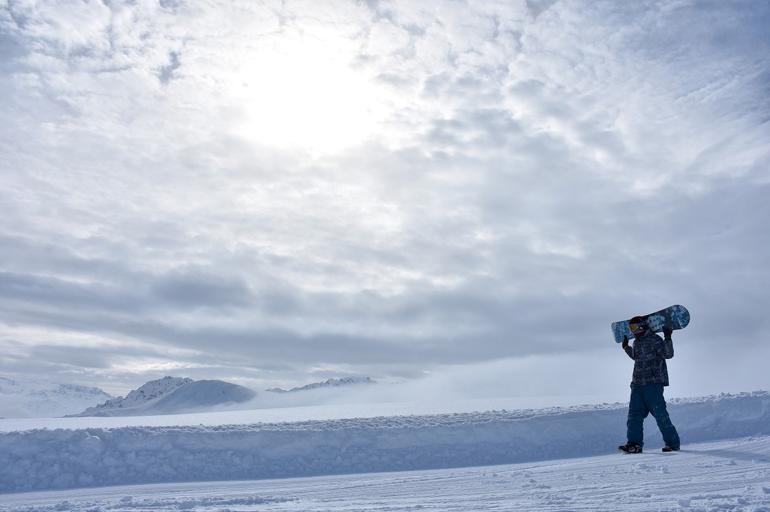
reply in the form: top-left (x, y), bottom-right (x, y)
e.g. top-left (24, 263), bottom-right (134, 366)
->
top-left (1, 391), bottom-right (768, 493)
top-left (73, 377), bottom-right (255, 417)
top-left (0, 377), bottom-right (113, 419)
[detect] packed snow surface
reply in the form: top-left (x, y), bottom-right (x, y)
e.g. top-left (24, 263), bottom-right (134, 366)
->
top-left (1, 435), bottom-right (768, 511)
top-left (1, 391), bottom-right (767, 494)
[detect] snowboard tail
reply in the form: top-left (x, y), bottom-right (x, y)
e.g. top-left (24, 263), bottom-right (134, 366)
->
top-left (611, 305), bottom-right (690, 344)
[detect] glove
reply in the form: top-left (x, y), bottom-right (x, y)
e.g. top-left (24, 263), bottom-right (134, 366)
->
top-left (663, 326), bottom-right (673, 339)
top-left (622, 335), bottom-right (629, 349)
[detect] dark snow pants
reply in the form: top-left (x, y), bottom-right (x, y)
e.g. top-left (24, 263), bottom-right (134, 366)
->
top-left (627, 384), bottom-right (680, 449)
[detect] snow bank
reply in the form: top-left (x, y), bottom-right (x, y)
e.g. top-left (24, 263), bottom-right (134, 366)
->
top-left (1, 392), bottom-right (768, 493)
top-left (2, 436), bottom-right (769, 512)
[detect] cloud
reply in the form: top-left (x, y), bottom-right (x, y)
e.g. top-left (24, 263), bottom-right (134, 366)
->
top-left (150, 270), bottom-right (254, 309)
top-left (0, 0), bottom-right (768, 395)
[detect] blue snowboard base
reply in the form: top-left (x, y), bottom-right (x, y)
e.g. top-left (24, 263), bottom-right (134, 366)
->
top-left (611, 305), bottom-right (690, 344)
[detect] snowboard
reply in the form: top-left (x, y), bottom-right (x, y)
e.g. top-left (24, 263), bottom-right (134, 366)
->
top-left (611, 305), bottom-right (690, 344)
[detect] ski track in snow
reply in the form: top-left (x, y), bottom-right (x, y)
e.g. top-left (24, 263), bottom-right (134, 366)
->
top-left (0, 436), bottom-right (768, 511)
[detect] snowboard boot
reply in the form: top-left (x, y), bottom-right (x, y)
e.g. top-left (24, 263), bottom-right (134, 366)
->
top-left (662, 445), bottom-right (680, 452)
top-left (618, 442), bottom-right (643, 454)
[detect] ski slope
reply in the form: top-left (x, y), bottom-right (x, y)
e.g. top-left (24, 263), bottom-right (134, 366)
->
top-left (1, 435), bottom-right (768, 511)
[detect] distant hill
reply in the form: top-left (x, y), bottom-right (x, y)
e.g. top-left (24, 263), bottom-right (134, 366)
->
top-left (73, 376), bottom-right (255, 417)
top-left (266, 376), bottom-right (375, 393)
top-left (0, 376), bottom-right (113, 418)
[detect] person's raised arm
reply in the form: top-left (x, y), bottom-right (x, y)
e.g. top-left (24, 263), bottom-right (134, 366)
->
top-left (622, 335), bottom-right (634, 359)
top-left (662, 326), bottom-right (674, 359)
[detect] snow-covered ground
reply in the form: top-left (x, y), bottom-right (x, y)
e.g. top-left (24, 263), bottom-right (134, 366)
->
top-left (1, 435), bottom-right (768, 511)
top-left (0, 395), bottom-right (614, 432)
top-left (1, 391), bottom-right (768, 495)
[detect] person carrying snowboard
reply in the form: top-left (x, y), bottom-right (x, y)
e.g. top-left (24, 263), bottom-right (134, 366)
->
top-left (618, 316), bottom-right (681, 453)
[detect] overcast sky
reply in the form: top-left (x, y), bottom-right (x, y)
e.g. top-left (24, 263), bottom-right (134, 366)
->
top-left (1, 0), bottom-right (769, 399)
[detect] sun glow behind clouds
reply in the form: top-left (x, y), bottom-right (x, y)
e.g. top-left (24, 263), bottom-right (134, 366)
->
top-left (234, 34), bottom-right (385, 154)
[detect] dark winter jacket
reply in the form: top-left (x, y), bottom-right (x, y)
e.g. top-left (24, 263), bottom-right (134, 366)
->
top-left (624, 330), bottom-right (674, 387)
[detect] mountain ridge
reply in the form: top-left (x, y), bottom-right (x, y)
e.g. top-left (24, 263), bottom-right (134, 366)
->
top-left (0, 376), bottom-right (113, 418)
top-left (266, 376), bottom-right (375, 393)
top-left (73, 376), bottom-right (255, 417)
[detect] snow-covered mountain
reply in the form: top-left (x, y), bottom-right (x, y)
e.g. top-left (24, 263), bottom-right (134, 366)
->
top-left (266, 376), bottom-right (375, 393)
top-left (78, 376), bottom-right (194, 414)
top-left (73, 376), bottom-right (256, 417)
top-left (0, 376), bottom-right (113, 419)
